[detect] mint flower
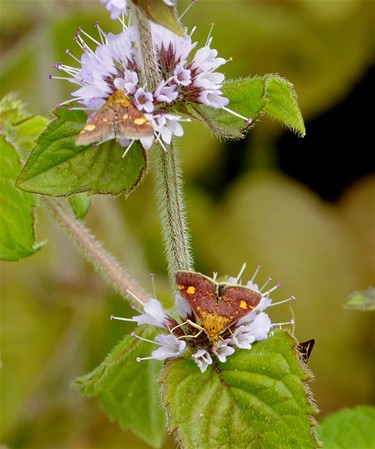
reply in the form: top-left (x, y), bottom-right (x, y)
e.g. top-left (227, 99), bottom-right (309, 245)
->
top-left (212, 339), bottom-right (235, 363)
top-left (192, 349), bottom-right (212, 373)
top-left (101, 0), bottom-right (175, 20)
top-left (112, 265), bottom-right (294, 373)
top-left (132, 297), bottom-right (169, 328)
top-left (231, 313), bottom-right (272, 349)
top-left (50, 18), bottom-right (240, 151)
top-left (150, 334), bottom-right (186, 361)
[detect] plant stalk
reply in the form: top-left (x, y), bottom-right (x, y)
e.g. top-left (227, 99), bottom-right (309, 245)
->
top-left (43, 197), bottom-right (149, 305)
top-left (153, 143), bottom-right (194, 279)
top-left (132, 7), bottom-right (194, 282)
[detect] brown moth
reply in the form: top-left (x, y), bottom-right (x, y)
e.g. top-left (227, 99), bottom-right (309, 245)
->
top-left (75, 89), bottom-right (154, 146)
top-left (176, 270), bottom-right (262, 345)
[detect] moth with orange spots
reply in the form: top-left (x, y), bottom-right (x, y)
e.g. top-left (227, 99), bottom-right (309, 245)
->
top-left (176, 270), bottom-right (262, 346)
top-left (75, 89), bottom-right (154, 146)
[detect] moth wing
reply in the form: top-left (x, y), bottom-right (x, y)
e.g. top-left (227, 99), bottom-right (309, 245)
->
top-left (115, 105), bottom-right (154, 140)
top-left (219, 285), bottom-right (262, 324)
top-left (75, 108), bottom-right (116, 146)
top-left (176, 271), bottom-right (217, 319)
top-left (297, 339), bottom-right (315, 363)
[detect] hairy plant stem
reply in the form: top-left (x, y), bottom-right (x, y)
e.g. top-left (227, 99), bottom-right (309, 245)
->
top-left (43, 197), bottom-right (149, 305)
top-left (153, 143), bottom-right (194, 279)
top-left (132, 7), bottom-right (194, 283)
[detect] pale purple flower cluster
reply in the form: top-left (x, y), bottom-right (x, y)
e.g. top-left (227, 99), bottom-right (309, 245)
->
top-left (151, 23), bottom-right (229, 109)
top-left (101, 0), bottom-right (175, 20)
top-left (51, 17), bottom-right (229, 150)
top-left (113, 266), bottom-right (294, 373)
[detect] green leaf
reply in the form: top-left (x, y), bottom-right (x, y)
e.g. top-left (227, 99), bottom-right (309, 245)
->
top-left (68, 193), bottom-right (91, 220)
top-left (162, 330), bottom-right (319, 449)
top-left (9, 115), bottom-right (49, 156)
top-left (0, 93), bottom-right (31, 125)
top-left (317, 406), bottom-right (375, 449)
top-left (0, 93), bottom-right (49, 156)
top-left (264, 75), bottom-right (306, 136)
top-left (185, 75), bottom-right (305, 140)
top-left (185, 77), bottom-right (266, 139)
top-left (133, 0), bottom-right (184, 37)
top-left (345, 287), bottom-right (375, 311)
top-left (16, 107), bottom-right (147, 197)
top-left (0, 137), bottom-right (42, 260)
top-left (76, 328), bottom-right (166, 448)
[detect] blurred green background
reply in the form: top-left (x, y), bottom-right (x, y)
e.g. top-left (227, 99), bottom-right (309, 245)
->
top-left (1, 1), bottom-right (374, 448)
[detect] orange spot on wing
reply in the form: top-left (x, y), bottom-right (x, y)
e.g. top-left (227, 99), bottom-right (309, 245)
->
top-left (187, 286), bottom-right (196, 295)
top-left (134, 117), bottom-right (148, 125)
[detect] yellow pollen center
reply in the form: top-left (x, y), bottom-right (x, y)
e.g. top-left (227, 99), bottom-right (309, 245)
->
top-left (187, 286), bottom-right (196, 295)
top-left (240, 300), bottom-right (247, 309)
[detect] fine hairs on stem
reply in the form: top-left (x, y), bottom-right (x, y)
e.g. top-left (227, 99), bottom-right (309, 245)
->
top-left (43, 197), bottom-right (149, 305)
top-left (153, 141), bottom-right (194, 280)
top-left (131, 6), bottom-right (194, 283)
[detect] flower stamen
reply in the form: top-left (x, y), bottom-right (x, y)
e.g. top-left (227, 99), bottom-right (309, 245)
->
top-left (149, 273), bottom-right (157, 299)
top-left (272, 319), bottom-right (295, 328)
top-left (268, 295), bottom-right (296, 307)
top-left (65, 49), bottom-right (81, 65)
top-left (205, 23), bottom-right (215, 47)
top-left (179, 0), bottom-right (198, 21)
top-left (121, 140), bottom-right (136, 159)
top-left (94, 21), bottom-right (108, 44)
top-left (263, 282), bottom-right (281, 296)
top-left (110, 315), bottom-right (134, 322)
top-left (251, 265), bottom-right (261, 281)
top-left (77, 26), bottom-right (102, 47)
top-left (235, 262), bottom-right (247, 283)
top-left (260, 277), bottom-right (272, 292)
top-left (131, 332), bottom-right (155, 344)
top-left (155, 135), bottom-right (169, 153)
top-left (122, 286), bottom-right (146, 306)
top-left (222, 106), bottom-right (253, 123)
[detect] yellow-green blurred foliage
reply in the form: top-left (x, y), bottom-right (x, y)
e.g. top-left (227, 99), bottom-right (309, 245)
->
top-left (1, 1), bottom-right (374, 448)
